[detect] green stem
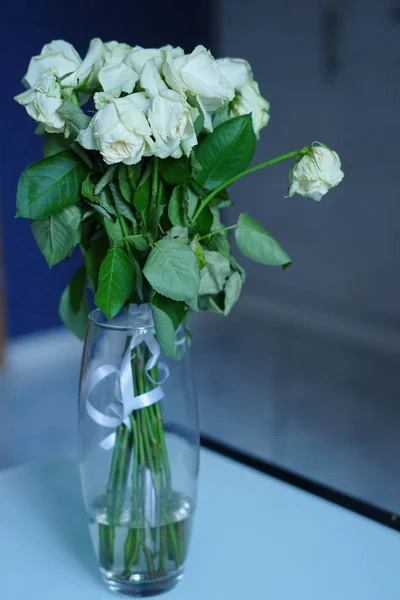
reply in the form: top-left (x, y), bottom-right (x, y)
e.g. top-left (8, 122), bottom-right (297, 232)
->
top-left (192, 149), bottom-right (301, 223)
top-left (198, 224), bottom-right (237, 241)
top-left (118, 220), bottom-right (133, 265)
top-left (106, 424), bottom-right (131, 522)
top-left (140, 210), bottom-right (148, 230)
top-left (99, 422), bottom-right (132, 572)
top-left (99, 524), bottom-right (114, 571)
top-left (150, 158), bottom-right (159, 210)
top-left (122, 344), bottom-right (184, 580)
top-left (123, 414), bottom-right (141, 577)
top-left (153, 403), bottom-right (171, 488)
top-left (157, 178), bottom-right (164, 206)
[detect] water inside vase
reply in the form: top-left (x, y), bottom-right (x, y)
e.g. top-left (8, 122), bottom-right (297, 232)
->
top-left (89, 492), bottom-right (194, 582)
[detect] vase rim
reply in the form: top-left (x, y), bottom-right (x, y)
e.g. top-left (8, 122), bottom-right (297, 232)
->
top-left (88, 305), bottom-right (154, 332)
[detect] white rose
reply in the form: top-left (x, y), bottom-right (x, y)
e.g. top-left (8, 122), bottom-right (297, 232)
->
top-left (140, 59), bottom-right (168, 97)
top-left (217, 58), bottom-right (270, 137)
top-left (15, 71), bottom-right (65, 133)
top-left (23, 40), bottom-right (81, 88)
top-left (97, 41), bottom-right (138, 96)
top-left (102, 41), bottom-right (132, 65)
top-left (124, 45), bottom-right (183, 74)
top-left (78, 93), bottom-right (154, 165)
top-left (62, 38), bottom-right (104, 91)
top-left (288, 145), bottom-right (344, 201)
top-left (148, 90), bottom-right (198, 159)
top-left (217, 57), bottom-right (252, 89)
top-left (98, 63), bottom-right (138, 96)
top-left (230, 82), bottom-right (270, 137)
top-left (162, 45), bottom-right (234, 111)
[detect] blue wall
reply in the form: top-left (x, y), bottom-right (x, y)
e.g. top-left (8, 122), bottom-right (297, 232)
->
top-left (0, 0), bottom-right (212, 337)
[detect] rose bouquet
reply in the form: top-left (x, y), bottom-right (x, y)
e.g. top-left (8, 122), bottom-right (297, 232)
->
top-left (15, 38), bottom-right (343, 594)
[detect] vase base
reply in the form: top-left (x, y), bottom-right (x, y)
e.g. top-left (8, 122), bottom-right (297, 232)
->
top-left (102, 568), bottom-right (184, 597)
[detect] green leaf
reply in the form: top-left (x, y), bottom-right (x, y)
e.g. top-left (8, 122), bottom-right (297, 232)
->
top-left (186, 294), bottom-right (199, 312)
top-left (43, 133), bottom-right (70, 158)
top-left (124, 234), bottom-right (149, 252)
top-left (128, 251), bottom-right (144, 303)
top-left (85, 235), bottom-right (109, 292)
top-left (190, 239), bottom-right (206, 269)
top-left (199, 250), bottom-right (230, 295)
top-left (86, 202), bottom-right (114, 222)
top-left (167, 227), bottom-right (189, 244)
top-left (17, 151), bottom-right (88, 219)
top-left (210, 205), bottom-right (223, 229)
top-left (35, 123), bottom-right (45, 135)
top-left (194, 115), bottom-right (256, 190)
top-left (69, 265), bottom-right (87, 314)
top-left (148, 205), bottom-right (165, 237)
top-left (30, 205), bottom-right (81, 267)
top-left (73, 224), bottom-right (81, 247)
top-left (104, 217), bottom-right (124, 244)
top-left (151, 293), bottom-right (186, 357)
top-left (56, 100), bottom-right (91, 140)
top-left (118, 164), bottom-right (133, 203)
top-left (208, 232), bottom-right (230, 258)
top-left (70, 142), bottom-right (93, 169)
top-left (168, 185), bottom-right (190, 227)
top-left (81, 173), bottom-right (116, 220)
top-left (159, 156), bottom-right (191, 185)
top-left (95, 248), bottom-right (135, 320)
top-left (235, 213), bottom-right (291, 266)
top-left (94, 164), bottom-right (118, 195)
top-left (59, 270), bottom-right (89, 340)
top-left (109, 182), bottom-right (137, 224)
top-left (208, 295), bottom-right (225, 315)
top-left (81, 173), bottom-right (102, 202)
top-left (198, 293), bottom-right (225, 314)
top-left (230, 255), bottom-right (246, 282)
top-left (194, 205), bottom-right (213, 236)
top-left (212, 104), bottom-right (230, 129)
top-left (224, 271), bottom-right (242, 315)
top-left (134, 165), bottom-right (151, 211)
top-left (143, 238), bottom-right (200, 302)
top-left (210, 188), bottom-right (232, 209)
top-left (186, 186), bottom-right (199, 220)
top-left (118, 163), bottom-right (141, 203)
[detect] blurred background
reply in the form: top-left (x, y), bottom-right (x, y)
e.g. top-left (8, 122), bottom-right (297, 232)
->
top-left (1, 0), bottom-right (400, 513)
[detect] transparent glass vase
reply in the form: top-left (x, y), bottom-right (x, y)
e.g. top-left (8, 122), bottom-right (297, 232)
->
top-left (79, 305), bottom-right (200, 596)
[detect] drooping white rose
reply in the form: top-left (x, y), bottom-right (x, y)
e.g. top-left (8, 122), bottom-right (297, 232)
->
top-left (217, 58), bottom-right (270, 137)
top-left (230, 82), bottom-right (270, 137)
top-left (62, 38), bottom-right (104, 91)
top-left (288, 144), bottom-right (344, 201)
top-left (78, 93), bottom-right (154, 165)
top-left (147, 90), bottom-right (198, 159)
top-left (15, 71), bottom-right (65, 133)
top-left (23, 40), bottom-right (81, 88)
top-left (162, 45), bottom-right (234, 111)
top-left (97, 40), bottom-right (138, 96)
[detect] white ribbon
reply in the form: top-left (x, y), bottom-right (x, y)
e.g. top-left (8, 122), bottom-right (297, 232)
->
top-left (83, 305), bottom-right (170, 450)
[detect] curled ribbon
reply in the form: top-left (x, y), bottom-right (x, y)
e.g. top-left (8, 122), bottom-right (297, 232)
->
top-left (83, 305), bottom-right (170, 450)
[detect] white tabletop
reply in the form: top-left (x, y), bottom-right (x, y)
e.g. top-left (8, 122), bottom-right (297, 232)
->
top-left (1, 448), bottom-right (399, 599)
